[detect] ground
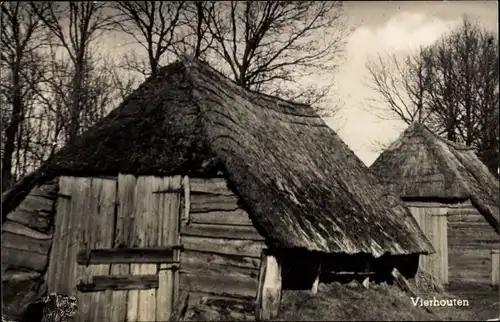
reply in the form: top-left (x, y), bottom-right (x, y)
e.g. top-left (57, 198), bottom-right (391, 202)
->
top-left (185, 272), bottom-right (499, 321)
top-left (445, 282), bottom-right (500, 321)
top-left (3, 272), bottom-right (499, 321)
top-left (276, 281), bottom-right (497, 321)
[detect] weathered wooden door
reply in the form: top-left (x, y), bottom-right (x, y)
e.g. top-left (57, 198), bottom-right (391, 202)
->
top-left (45, 175), bottom-right (182, 322)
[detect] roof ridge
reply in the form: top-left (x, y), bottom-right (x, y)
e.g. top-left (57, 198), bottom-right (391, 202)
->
top-left (409, 122), bottom-right (474, 151)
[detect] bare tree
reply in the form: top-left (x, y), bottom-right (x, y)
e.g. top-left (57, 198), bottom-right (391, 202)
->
top-left (365, 47), bottom-right (434, 125)
top-left (173, 0), bottom-right (215, 59)
top-left (367, 17), bottom-right (499, 175)
top-left (0, 1), bottom-right (48, 190)
top-left (203, 1), bottom-right (349, 111)
top-left (32, 1), bottom-right (115, 143)
top-left (111, 1), bottom-right (185, 77)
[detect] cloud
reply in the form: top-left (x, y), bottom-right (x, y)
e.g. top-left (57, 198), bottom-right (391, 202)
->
top-left (325, 11), bottom-right (461, 166)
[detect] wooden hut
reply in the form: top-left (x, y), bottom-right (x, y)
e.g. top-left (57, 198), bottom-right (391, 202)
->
top-left (2, 57), bottom-right (434, 322)
top-left (370, 122), bottom-right (500, 286)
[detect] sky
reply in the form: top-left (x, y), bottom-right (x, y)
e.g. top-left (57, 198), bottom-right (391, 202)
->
top-left (327, 0), bottom-right (498, 166)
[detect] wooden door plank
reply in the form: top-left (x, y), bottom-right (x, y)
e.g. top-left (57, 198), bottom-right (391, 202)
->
top-left (156, 176), bottom-right (182, 321)
top-left (66, 178), bottom-right (91, 298)
top-left (111, 174), bottom-right (136, 322)
top-left (75, 178), bottom-right (94, 322)
top-left (46, 176), bottom-right (72, 293)
top-left (92, 178), bottom-right (117, 322)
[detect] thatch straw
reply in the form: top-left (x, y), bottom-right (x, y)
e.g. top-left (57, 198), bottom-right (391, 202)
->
top-left (2, 57), bottom-right (434, 257)
top-left (371, 123), bottom-right (499, 233)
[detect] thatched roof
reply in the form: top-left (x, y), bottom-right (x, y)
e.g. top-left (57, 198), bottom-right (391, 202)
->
top-left (2, 57), bottom-right (434, 257)
top-left (370, 122), bottom-right (499, 234)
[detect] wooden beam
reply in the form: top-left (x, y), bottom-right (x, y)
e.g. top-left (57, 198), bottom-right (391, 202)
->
top-left (181, 249), bottom-right (261, 270)
top-left (7, 208), bottom-right (52, 232)
top-left (189, 178), bottom-right (233, 195)
top-left (2, 221), bottom-right (52, 240)
top-left (17, 195), bottom-right (54, 213)
top-left (181, 260), bottom-right (259, 280)
top-left (189, 209), bottom-right (253, 226)
top-left (168, 290), bottom-right (189, 322)
top-left (181, 236), bottom-right (264, 258)
top-left (256, 250), bottom-right (282, 320)
top-left (180, 272), bottom-right (258, 299)
top-left (181, 222), bottom-right (265, 241)
top-left (311, 261), bottom-right (322, 295)
top-left (76, 246), bottom-right (183, 265)
top-left (2, 231), bottom-right (52, 255)
top-left (77, 275), bottom-right (159, 292)
top-left (1, 271), bottom-right (40, 283)
top-left (1, 247), bottom-right (48, 272)
top-left (153, 188), bottom-right (183, 194)
top-left (190, 194), bottom-right (240, 213)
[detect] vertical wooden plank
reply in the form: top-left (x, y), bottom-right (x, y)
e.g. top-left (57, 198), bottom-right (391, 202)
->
top-left (45, 176), bottom-right (72, 293)
top-left (431, 207), bottom-right (448, 285)
top-left (56, 177), bottom-right (81, 294)
top-left (75, 178), bottom-right (95, 322)
top-left (156, 176), bottom-right (182, 321)
top-left (92, 178), bottom-right (117, 322)
top-left (127, 176), bottom-right (145, 322)
top-left (127, 263), bottom-right (140, 321)
top-left (135, 176), bottom-right (157, 322)
top-left (111, 174), bottom-right (136, 322)
top-left (491, 250), bottom-right (499, 286)
top-left (409, 207), bottom-right (428, 275)
top-left (169, 176), bottom-right (182, 307)
top-left (156, 178), bottom-right (169, 322)
top-left (441, 209), bottom-right (449, 284)
top-left (255, 251), bottom-right (267, 320)
top-left (182, 176), bottom-right (190, 223)
top-left (65, 178), bottom-right (90, 296)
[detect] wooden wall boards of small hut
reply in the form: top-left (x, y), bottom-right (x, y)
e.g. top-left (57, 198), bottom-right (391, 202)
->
top-left (44, 175), bottom-right (278, 322)
top-left (406, 200), bottom-right (500, 286)
top-left (1, 180), bottom-right (58, 273)
top-left (448, 201), bottom-right (500, 285)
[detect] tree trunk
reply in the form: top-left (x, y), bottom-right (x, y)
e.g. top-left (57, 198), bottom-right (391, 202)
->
top-left (2, 59), bottom-right (24, 192)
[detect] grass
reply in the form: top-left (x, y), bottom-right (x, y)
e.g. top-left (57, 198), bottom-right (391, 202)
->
top-left (3, 270), bottom-right (498, 321)
top-left (184, 275), bottom-right (492, 321)
top-left (277, 281), bottom-right (477, 321)
top-left (445, 282), bottom-right (500, 320)
top-left (185, 270), bottom-right (497, 321)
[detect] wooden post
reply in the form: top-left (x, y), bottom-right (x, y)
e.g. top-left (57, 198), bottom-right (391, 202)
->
top-left (491, 250), bottom-right (499, 286)
top-left (256, 249), bottom-right (282, 320)
top-left (182, 176), bottom-right (190, 224)
top-left (310, 260), bottom-right (322, 295)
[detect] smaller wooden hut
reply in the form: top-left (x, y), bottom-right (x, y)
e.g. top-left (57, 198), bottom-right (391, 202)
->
top-left (370, 122), bottom-right (500, 286)
top-left (2, 58), bottom-right (434, 322)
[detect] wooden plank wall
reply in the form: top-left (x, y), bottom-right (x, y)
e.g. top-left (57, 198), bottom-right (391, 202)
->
top-left (407, 202), bottom-right (448, 285)
top-left (2, 179), bottom-right (58, 273)
top-left (448, 201), bottom-right (500, 284)
top-left (179, 177), bottom-right (265, 319)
